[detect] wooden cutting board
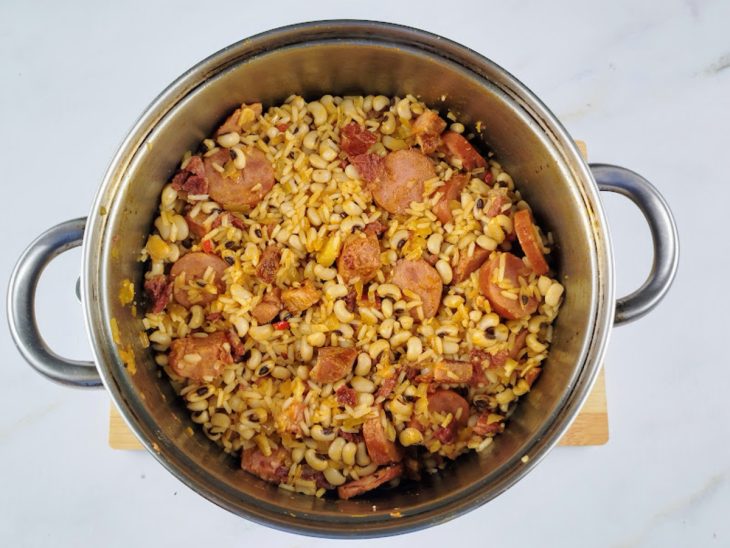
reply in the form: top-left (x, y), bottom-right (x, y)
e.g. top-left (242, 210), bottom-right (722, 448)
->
top-left (109, 140), bottom-right (608, 450)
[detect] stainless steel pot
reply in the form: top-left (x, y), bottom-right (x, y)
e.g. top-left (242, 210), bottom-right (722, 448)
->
top-left (7, 21), bottom-right (678, 537)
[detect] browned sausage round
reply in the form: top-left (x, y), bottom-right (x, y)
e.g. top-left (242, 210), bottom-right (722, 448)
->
top-left (362, 410), bottom-right (402, 465)
top-left (205, 148), bottom-right (275, 211)
top-left (337, 231), bottom-right (381, 284)
top-left (170, 252), bottom-right (228, 308)
top-left (310, 346), bottom-right (358, 384)
top-left (412, 110), bottom-right (446, 154)
top-left (452, 247), bottom-right (491, 284)
top-left (168, 331), bottom-right (232, 380)
top-left (513, 209), bottom-right (549, 275)
top-left (391, 259), bottom-right (443, 319)
top-left (433, 173), bottom-right (469, 225)
top-left (441, 131), bottom-right (487, 171)
top-left (478, 252), bottom-right (538, 320)
top-left (428, 389), bottom-right (470, 427)
top-left (371, 149), bottom-right (436, 214)
top-left (337, 463), bottom-right (403, 500)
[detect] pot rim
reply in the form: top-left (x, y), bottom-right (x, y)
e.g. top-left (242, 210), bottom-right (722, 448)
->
top-left (81, 19), bottom-right (614, 537)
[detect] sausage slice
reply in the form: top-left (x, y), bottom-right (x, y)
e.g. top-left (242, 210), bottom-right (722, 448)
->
top-left (371, 149), bottom-right (436, 214)
top-left (310, 346), bottom-right (358, 384)
top-left (170, 252), bottom-right (228, 308)
top-left (362, 410), bottom-right (402, 465)
top-left (337, 231), bottom-right (381, 284)
top-left (452, 248), bottom-right (491, 284)
top-left (433, 173), bottom-right (469, 224)
top-left (513, 209), bottom-right (549, 275)
top-left (216, 103), bottom-right (263, 136)
top-left (441, 131), bottom-right (487, 171)
top-left (428, 389), bottom-right (470, 427)
top-left (168, 331), bottom-right (232, 380)
top-left (337, 464), bottom-right (403, 500)
top-left (205, 148), bottom-right (275, 211)
top-left (478, 252), bottom-right (538, 320)
top-left (391, 259), bottom-right (443, 319)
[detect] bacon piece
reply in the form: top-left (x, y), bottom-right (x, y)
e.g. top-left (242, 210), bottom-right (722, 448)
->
top-left (513, 209), bottom-right (549, 275)
top-left (344, 286), bottom-right (357, 312)
top-left (412, 110), bottom-right (446, 154)
top-left (216, 103), bottom-right (263, 135)
top-left (337, 231), bottom-right (381, 284)
top-left (433, 422), bottom-right (457, 445)
top-left (340, 122), bottom-right (378, 158)
top-left (350, 153), bottom-right (385, 185)
top-left (433, 360), bottom-right (473, 384)
top-left (281, 280), bottom-right (320, 315)
top-left (205, 148), bottom-right (275, 211)
top-left (433, 173), bottom-right (469, 224)
top-left (144, 275), bottom-right (172, 313)
top-left (375, 376), bottom-right (397, 399)
top-left (362, 411), bottom-right (402, 466)
top-left (184, 208), bottom-right (209, 240)
top-left (226, 329), bottom-right (247, 361)
top-left (251, 290), bottom-right (283, 324)
top-left (473, 414), bottom-right (504, 436)
top-left (336, 385), bottom-right (357, 407)
top-left (524, 367), bottom-right (542, 387)
top-left (452, 248), bottom-right (491, 284)
top-left (168, 332), bottom-right (232, 380)
top-left (241, 446), bottom-right (288, 484)
top-left (440, 131), bottom-right (487, 171)
top-left (310, 346), bottom-right (357, 384)
top-left (478, 252), bottom-right (538, 320)
top-left (511, 329), bottom-right (528, 360)
top-left (371, 150), bottom-right (436, 214)
top-left (256, 245), bottom-right (281, 284)
top-left (391, 259), bottom-right (443, 319)
top-left (169, 252), bottom-right (228, 308)
top-left (211, 212), bottom-right (246, 231)
top-left (337, 464), bottom-right (403, 500)
top-left (339, 430), bottom-right (363, 444)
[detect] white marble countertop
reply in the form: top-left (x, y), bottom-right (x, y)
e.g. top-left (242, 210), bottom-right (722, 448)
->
top-left (1, 1), bottom-right (728, 546)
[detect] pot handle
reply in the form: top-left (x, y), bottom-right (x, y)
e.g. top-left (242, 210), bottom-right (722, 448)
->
top-left (590, 164), bottom-right (679, 326)
top-left (6, 217), bottom-right (102, 387)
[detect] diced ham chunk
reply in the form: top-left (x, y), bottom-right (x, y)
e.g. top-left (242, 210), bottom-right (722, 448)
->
top-left (363, 220), bottom-right (387, 237)
top-left (473, 414), bottom-right (504, 436)
top-left (168, 332), bottom-right (231, 380)
top-left (478, 252), bottom-right (538, 320)
top-left (310, 346), bottom-right (357, 384)
top-left (256, 245), bottom-right (281, 283)
top-left (428, 390), bottom-right (470, 427)
top-left (434, 173), bottom-right (469, 224)
top-left (452, 248), bottom-right (491, 284)
top-left (513, 209), bottom-right (549, 275)
top-left (391, 259), bottom-right (443, 320)
top-left (362, 410), bottom-right (402, 466)
top-left (340, 122), bottom-right (377, 158)
top-left (216, 103), bottom-right (262, 136)
top-left (335, 385), bottom-right (357, 407)
top-left (412, 110), bottom-right (446, 154)
top-left (171, 156), bottom-right (207, 195)
top-left (205, 148), bottom-right (275, 211)
top-left (440, 131), bottom-right (487, 171)
top-left (170, 252), bottom-right (228, 308)
top-left (371, 149), bottom-right (436, 214)
top-left (337, 464), bottom-right (403, 500)
top-left (375, 376), bottom-right (397, 399)
top-left (251, 290), bottom-right (282, 324)
top-left (350, 153), bottom-right (385, 185)
top-left (281, 280), bottom-right (320, 314)
top-left (337, 231), bottom-right (381, 284)
top-left (433, 360), bottom-right (473, 384)
top-left (144, 275), bottom-right (171, 313)
top-left (241, 446), bottom-right (289, 484)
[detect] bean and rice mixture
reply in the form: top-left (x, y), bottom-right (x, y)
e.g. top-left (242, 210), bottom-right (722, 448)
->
top-left (139, 94), bottom-right (565, 499)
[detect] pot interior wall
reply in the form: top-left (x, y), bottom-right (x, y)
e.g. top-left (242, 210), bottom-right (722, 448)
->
top-left (102, 38), bottom-right (596, 530)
